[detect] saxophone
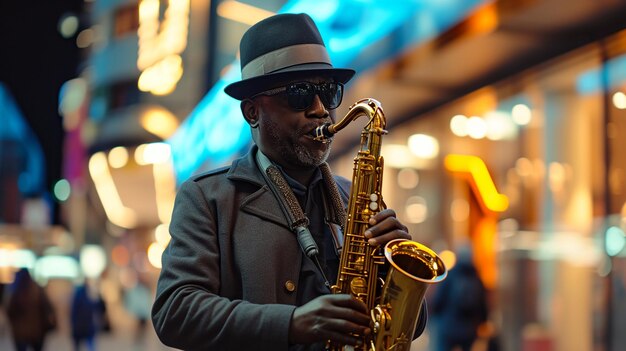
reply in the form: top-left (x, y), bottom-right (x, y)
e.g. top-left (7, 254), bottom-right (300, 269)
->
top-left (314, 98), bottom-right (448, 351)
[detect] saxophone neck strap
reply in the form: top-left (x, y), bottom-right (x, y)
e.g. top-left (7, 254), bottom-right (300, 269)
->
top-left (255, 149), bottom-right (331, 288)
top-left (255, 150), bottom-right (305, 228)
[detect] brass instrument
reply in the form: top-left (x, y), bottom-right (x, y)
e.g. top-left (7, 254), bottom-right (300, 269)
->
top-left (314, 98), bottom-right (447, 351)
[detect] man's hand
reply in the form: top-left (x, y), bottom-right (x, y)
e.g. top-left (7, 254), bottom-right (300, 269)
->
top-left (364, 208), bottom-right (411, 246)
top-left (289, 294), bottom-right (371, 346)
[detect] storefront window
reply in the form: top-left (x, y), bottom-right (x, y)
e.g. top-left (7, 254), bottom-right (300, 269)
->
top-left (331, 28), bottom-right (626, 351)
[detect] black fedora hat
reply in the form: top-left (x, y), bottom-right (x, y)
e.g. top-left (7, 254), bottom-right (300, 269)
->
top-left (224, 13), bottom-right (356, 100)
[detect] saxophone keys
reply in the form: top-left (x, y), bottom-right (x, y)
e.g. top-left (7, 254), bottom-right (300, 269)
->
top-left (369, 193), bottom-right (379, 211)
top-left (349, 277), bottom-right (367, 296)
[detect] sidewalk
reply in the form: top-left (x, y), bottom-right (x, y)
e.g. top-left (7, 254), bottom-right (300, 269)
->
top-left (0, 324), bottom-right (176, 351)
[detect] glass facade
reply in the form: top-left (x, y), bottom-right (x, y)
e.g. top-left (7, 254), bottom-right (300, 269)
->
top-left (330, 28), bottom-right (626, 351)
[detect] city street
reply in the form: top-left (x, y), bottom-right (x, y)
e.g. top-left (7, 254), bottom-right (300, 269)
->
top-left (0, 319), bottom-right (174, 351)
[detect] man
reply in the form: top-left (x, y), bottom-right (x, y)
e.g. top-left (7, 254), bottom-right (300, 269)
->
top-left (152, 13), bottom-right (426, 350)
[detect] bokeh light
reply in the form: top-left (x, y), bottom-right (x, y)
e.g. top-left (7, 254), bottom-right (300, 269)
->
top-left (408, 134), bottom-right (439, 159)
top-left (58, 14), bottom-right (79, 38)
top-left (606, 226), bottom-right (626, 256)
top-left (512, 103), bottom-right (532, 125)
top-left (53, 178), bottom-right (71, 201)
top-left (397, 168), bottom-right (419, 189)
top-left (80, 245), bottom-right (107, 278)
top-left (405, 196), bottom-right (428, 223)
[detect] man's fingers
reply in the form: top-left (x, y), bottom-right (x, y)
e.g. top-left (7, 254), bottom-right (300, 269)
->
top-left (327, 294), bottom-right (368, 312)
top-left (369, 209), bottom-right (397, 224)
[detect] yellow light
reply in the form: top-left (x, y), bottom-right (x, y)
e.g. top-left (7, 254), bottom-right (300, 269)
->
top-left (450, 114), bottom-right (468, 137)
top-left (138, 54), bottom-right (183, 95)
top-left (130, 143), bottom-right (176, 224)
top-left (147, 242), bottom-right (165, 269)
top-left (512, 104), bottom-right (532, 125)
top-left (108, 146), bottom-right (129, 169)
top-left (444, 154), bottom-right (509, 213)
top-left (89, 152), bottom-right (138, 228)
top-left (407, 134), bottom-right (439, 159)
top-left (382, 144), bottom-right (415, 168)
top-left (613, 92), bottom-right (626, 109)
top-left (382, 144), bottom-right (432, 169)
top-left (137, 0), bottom-right (190, 95)
top-left (484, 111), bottom-right (517, 140)
top-left (134, 144), bottom-right (148, 165)
top-left (438, 250), bottom-right (457, 270)
top-left (135, 142), bottom-right (171, 165)
top-left (154, 224), bottom-right (171, 246)
top-left (140, 107), bottom-right (179, 139)
top-left (467, 116), bottom-right (487, 139)
top-left (217, 0), bottom-right (274, 26)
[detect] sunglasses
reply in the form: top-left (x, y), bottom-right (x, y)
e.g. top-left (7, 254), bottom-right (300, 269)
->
top-left (252, 81), bottom-right (344, 111)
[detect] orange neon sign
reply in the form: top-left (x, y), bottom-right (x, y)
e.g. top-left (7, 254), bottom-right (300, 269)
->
top-left (444, 154), bottom-right (508, 213)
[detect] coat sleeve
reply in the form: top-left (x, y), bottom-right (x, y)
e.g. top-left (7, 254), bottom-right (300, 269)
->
top-left (151, 179), bottom-right (296, 351)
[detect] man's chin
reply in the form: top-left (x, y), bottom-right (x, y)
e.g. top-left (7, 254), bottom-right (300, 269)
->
top-left (294, 147), bottom-right (330, 168)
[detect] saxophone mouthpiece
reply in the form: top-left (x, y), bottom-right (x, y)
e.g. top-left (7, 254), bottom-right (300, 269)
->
top-left (313, 123), bottom-right (335, 143)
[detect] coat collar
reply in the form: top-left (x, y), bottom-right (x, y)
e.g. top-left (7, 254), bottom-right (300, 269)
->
top-left (226, 145), bottom-right (266, 186)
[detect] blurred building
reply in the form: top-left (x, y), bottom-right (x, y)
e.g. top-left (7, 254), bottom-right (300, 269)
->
top-left (2, 1), bottom-right (626, 351)
top-left (161, 1), bottom-right (626, 351)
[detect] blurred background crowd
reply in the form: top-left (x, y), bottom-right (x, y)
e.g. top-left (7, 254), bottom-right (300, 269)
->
top-left (2, 0), bottom-right (626, 350)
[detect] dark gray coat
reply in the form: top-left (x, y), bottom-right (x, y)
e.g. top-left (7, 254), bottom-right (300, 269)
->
top-left (151, 146), bottom-right (350, 350)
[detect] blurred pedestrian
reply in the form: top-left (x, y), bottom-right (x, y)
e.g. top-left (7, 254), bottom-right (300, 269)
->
top-left (70, 283), bottom-right (105, 351)
top-left (124, 279), bottom-right (152, 347)
top-left (431, 245), bottom-right (489, 351)
top-left (6, 268), bottom-right (56, 351)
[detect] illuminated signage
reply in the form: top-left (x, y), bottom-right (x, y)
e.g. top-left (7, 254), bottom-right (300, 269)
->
top-left (169, 0), bottom-right (486, 182)
top-left (137, 0), bottom-right (190, 95)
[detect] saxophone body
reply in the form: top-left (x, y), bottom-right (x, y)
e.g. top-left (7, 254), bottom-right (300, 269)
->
top-left (315, 98), bottom-right (447, 351)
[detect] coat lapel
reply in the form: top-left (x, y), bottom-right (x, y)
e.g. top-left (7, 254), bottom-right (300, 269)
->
top-left (227, 147), bottom-right (290, 230)
top-left (240, 186), bottom-right (289, 229)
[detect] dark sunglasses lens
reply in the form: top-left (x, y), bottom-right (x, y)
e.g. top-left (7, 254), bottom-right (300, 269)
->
top-left (286, 83), bottom-right (316, 110)
top-left (286, 82), bottom-right (343, 110)
top-left (319, 83), bottom-right (342, 110)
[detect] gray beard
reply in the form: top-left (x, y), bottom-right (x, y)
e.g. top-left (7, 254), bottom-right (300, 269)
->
top-left (292, 141), bottom-right (331, 167)
top-left (266, 119), bottom-right (330, 168)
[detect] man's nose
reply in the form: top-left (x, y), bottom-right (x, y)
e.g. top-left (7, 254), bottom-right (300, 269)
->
top-left (305, 94), bottom-right (328, 118)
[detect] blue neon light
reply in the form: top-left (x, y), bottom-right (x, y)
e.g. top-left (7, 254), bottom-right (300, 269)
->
top-left (576, 53), bottom-right (626, 94)
top-left (0, 83), bottom-right (46, 195)
top-left (169, 0), bottom-right (486, 183)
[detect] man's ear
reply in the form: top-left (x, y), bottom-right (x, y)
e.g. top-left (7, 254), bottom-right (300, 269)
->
top-left (241, 99), bottom-right (259, 128)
